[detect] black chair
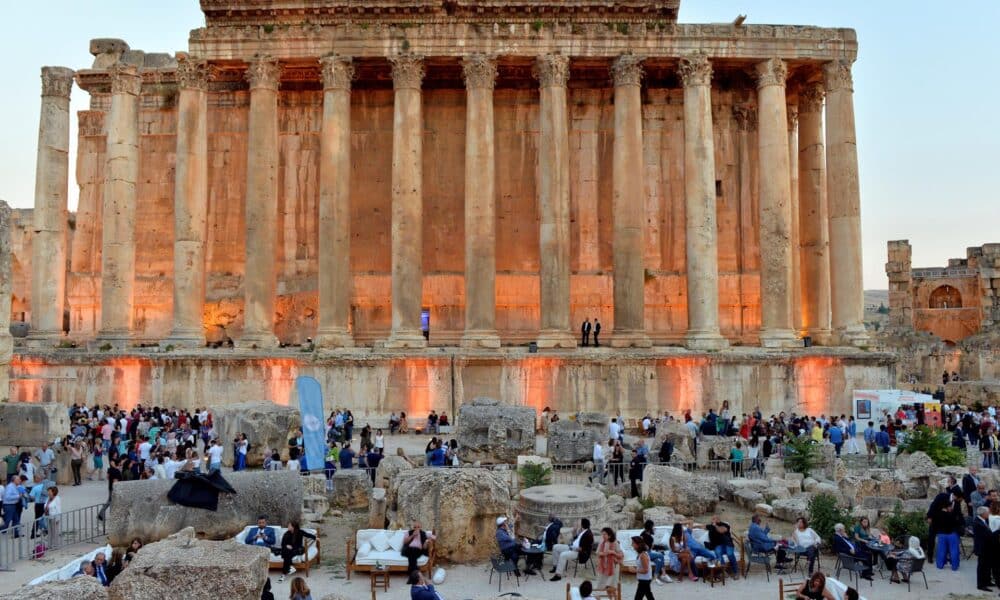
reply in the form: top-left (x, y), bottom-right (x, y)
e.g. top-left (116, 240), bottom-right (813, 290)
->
top-left (792, 547), bottom-right (822, 577)
top-left (572, 553), bottom-right (597, 577)
top-left (742, 545), bottom-right (775, 581)
top-left (489, 554), bottom-right (520, 592)
top-left (835, 553), bottom-right (872, 587)
top-left (897, 556), bottom-right (929, 592)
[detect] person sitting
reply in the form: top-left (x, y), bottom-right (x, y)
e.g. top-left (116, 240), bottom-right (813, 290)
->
top-left (73, 560), bottom-right (95, 578)
top-left (684, 525), bottom-right (717, 564)
top-left (796, 571), bottom-right (835, 600)
top-left (338, 444), bottom-right (355, 470)
top-left (408, 569), bottom-right (445, 600)
top-left (832, 523), bottom-right (873, 580)
top-left (402, 520), bottom-right (436, 574)
top-left (92, 552), bottom-right (110, 586)
top-left (668, 522), bottom-right (697, 582)
top-left (885, 535), bottom-right (925, 584)
top-left (578, 580), bottom-right (597, 600)
top-left (550, 518), bottom-right (594, 581)
top-left (852, 517), bottom-right (873, 544)
top-left (708, 514), bottom-right (738, 578)
top-left (244, 515), bottom-right (277, 549)
top-left (790, 517), bottom-right (822, 574)
top-left (537, 513), bottom-right (563, 551)
top-left (277, 520), bottom-right (316, 583)
top-left (495, 516), bottom-right (534, 575)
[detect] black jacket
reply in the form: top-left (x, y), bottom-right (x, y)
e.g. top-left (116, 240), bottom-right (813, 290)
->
top-left (973, 517), bottom-right (995, 557)
top-left (543, 518), bottom-right (563, 550)
top-left (963, 474), bottom-right (980, 503)
top-left (280, 528), bottom-right (316, 551)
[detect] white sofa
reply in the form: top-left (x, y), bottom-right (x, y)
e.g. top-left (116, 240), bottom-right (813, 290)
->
top-left (347, 528), bottom-right (434, 579)
top-left (29, 545), bottom-right (113, 585)
top-left (232, 526), bottom-right (321, 574)
top-left (619, 527), bottom-right (742, 573)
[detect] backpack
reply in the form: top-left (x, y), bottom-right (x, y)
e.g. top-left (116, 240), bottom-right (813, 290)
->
top-left (32, 543), bottom-right (47, 559)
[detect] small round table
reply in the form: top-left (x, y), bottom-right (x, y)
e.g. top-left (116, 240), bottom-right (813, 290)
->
top-left (370, 567), bottom-right (390, 593)
top-left (523, 546), bottom-right (545, 574)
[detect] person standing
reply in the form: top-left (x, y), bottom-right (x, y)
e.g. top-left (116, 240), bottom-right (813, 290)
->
top-left (2, 475), bottom-right (24, 537)
top-left (34, 443), bottom-right (55, 481)
top-left (631, 535), bottom-right (655, 600)
top-left (928, 485), bottom-right (962, 571)
top-left (589, 440), bottom-right (605, 485)
top-left (973, 506), bottom-right (995, 591)
top-left (581, 318), bottom-right (592, 346)
top-left (628, 448), bottom-right (646, 498)
top-left (595, 527), bottom-right (623, 600)
top-left (593, 319), bottom-right (602, 347)
top-left (70, 442), bottom-right (84, 486)
top-left (207, 439), bottom-right (224, 473)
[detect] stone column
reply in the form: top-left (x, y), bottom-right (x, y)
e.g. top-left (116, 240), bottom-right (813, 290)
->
top-left (678, 53), bottom-right (728, 350)
top-left (609, 54), bottom-right (651, 348)
top-left (460, 55), bottom-right (501, 349)
top-left (788, 103), bottom-right (802, 335)
top-left (237, 56), bottom-right (281, 350)
top-left (28, 66), bottom-right (74, 346)
top-left (0, 202), bottom-right (11, 401)
top-left (754, 58), bottom-right (800, 348)
top-left (96, 63), bottom-right (141, 348)
top-left (385, 54), bottom-right (427, 349)
top-left (315, 56), bottom-right (355, 349)
top-left (797, 82), bottom-right (833, 344)
top-left (166, 55), bottom-right (209, 348)
top-left (824, 60), bottom-right (869, 346)
top-left (533, 54), bottom-right (576, 348)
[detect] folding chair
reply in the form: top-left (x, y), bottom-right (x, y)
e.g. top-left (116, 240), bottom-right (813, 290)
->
top-left (572, 553), bottom-right (597, 577)
top-left (489, 554), bottom-right (520, 592)
top-left (743, 546), bottom-right (775, 581)
top-left (835, 553), bottom-right (871, 588)
top-left (897, 556), bottom-right (929, 592)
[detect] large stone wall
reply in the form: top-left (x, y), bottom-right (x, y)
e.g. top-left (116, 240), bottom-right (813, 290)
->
top-left (8, 348), bottom-right (893, 418)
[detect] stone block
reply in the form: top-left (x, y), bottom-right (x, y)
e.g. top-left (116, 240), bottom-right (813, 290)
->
top-left (369, 487), bottom-right (387, 529)
top-left (547, 412), bottom-right (608, 463)
top-left (735, 488), bottom-right (765, 510)
top-left (330, 469), bottom-right (373, 510)
top-left (0, 402), bottom-right (68, 446)
top-left (0, 577), bottom-right (108, 600)
top-left (642, 506), bottom-right (680, 526)
top-left (860, 496), bottom-right (898, 511)
top-left (375, 454), bottom-right (414, 489)
top-left (755, 503), bottom-right (773, 516)
top-left (213, 402), bottom-right (300, 468)
top-left (457, 397), bottom-right (536, 463)
top-left (640, 465), bottom-right (719, 516)
top-left (772, 497), bottom-right (809, 522)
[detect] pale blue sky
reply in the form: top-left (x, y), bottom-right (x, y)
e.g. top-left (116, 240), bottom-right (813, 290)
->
top-left (1, 1), bottom-right (997, 288)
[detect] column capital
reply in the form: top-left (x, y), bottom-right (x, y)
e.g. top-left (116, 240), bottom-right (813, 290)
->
top-left (733, 104), bottom-right (757, 132)
top-left (754, 57), bottom-right (787, 89)
top-left (108, 63), bottom-right (141, 96)
top-left (175, 54), bottom-right (210, 91)
top-left (823, 59), bottom-right (854, 93)
top-left (245, 56), bottom-right (281, 90)
top-left (800, 81), bottom-right (825, 113)
top-left (533, 54), bottom-right (569, 88)
top-left (462, 54), bottom-right (497, 91)
top-left (610, 53), bottom-right (643, 87)
top-left (677, 52), bottom-right (712, 87)
top-left (40, 66), bottom-right (74, 98)
top-left (320, 55), bottom-right (354, 90)
top-left (390, 54), bottom-right (425, 90)
top-left (787, 104), bottom-right (799, 131)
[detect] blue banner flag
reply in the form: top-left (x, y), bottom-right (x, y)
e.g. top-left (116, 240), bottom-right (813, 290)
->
top-left (295, 376), bottom-right (326, 473)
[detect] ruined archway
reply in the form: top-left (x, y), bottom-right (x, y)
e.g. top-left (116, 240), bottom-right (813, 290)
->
top-left (929, 285), bottom-right (962, 309)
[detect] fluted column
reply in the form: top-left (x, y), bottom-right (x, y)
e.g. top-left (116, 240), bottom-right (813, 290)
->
top-left (28, 66), bottom-right (74, 345)
top-left (609, 54), bottom-right (651, 348)
top-left (754, 58), bottom-right (800, 348)
top-left (0, 202), bottom-right (12, 401)
top-left (460, 55), bottom-right (501, 349)
top-left (798, 82), bottom-right (833, 344)
top-left (166, 55), bottom-right (209, 347)
top-left (315, 56), bottom-right (356, 349)
top-left (385, 54), bottom-right (427, 349)
top-left (534, 55), bottom-right (576, 348)
top-left (679, 53), bottom-right (728, 350)
top-left (96, 63), bottom-right (141, 348)
top-left (237, 56), bottom-right (281, 349)
top-left (824, 60), bottom-right (869, 347)
top-left (788, 103), bottom-right (802, 335)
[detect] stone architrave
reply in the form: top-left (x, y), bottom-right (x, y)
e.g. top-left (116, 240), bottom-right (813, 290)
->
top-left (28, 66), bottom-right (74, 346)
top-left (610, 54), bottom-right (651, 348)
top-left (460, 54), bottom-right (501, 349)
top-left (237, 56), bottom-right (281, 350)
top-left (385, 54), bottom-right (428, 349)
top-left (678, 52), bottom-right (728, 350)
top-left (96, 63), bottom-right (141, 349)
top-left (798, 82), bottom-right (833, 343)
top-left (0, 202), bottom-right (11, 401)
top-left (754, 58), bottom-right (800, 348)
top-left (824, 60), bottom-right (869, 346)
top-left (166, 54), bottom-right (209, 348)
top-left (316, 55), bottom-right (355, 349)
top-left (533, 54), bottom-right (576, 348)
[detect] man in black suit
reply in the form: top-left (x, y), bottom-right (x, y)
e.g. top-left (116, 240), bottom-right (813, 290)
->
top-left (593, 319), bottom-right (602, 346)
top-left (973, 506), bottom-right (995, 591)
top-left (580, 319), bottom-right (591, 346)
top-left (832, 523), bottom-right (873, 580)
top-left (963, 466), bottom-right (981, 517)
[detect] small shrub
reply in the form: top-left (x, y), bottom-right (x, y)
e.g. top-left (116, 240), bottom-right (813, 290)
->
top-left (98, 343), bottom-right (113, 352)
top-left (531, 19), bottom-right (544, 33)
top-left (784, 435), bottom-right (821, 478)
top-left (883, 502), bottom-right (930, 547)
top-left (897, 426), bottom-right (965, 467)
top-left (164, 344), bottom-right (175, 352)
top-left (615, 22), bottom-right (630, 35)
top-left (518, 462), bottom-right (552, 489)
top-left (807, 493), bottom-right (851, 546)
top-left (638, 496), bottom-right (657, 510)
top-left (263, 24), bottom-right (275, 34)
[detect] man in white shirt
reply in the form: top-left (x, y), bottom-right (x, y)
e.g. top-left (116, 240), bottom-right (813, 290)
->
top-left (207, 440), bottom-right (224, 472)
top-left (138, 437), bottom-right (152, 462)
top-left (549, 518), bottom-right (594, 581)
top-left (609, 419), bottom-right (620, 442)
top-left (588, 441), bottom-right (605, 485)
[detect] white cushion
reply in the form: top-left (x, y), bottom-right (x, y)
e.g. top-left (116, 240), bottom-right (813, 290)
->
top-left (370, 531), bottom-right (391, 552)
top-left (569, 587), bottom-right (583, 600)
top-left (358, 542), bottom-right (372, 558)
top-left (389, 530), bottom-right (406, 552)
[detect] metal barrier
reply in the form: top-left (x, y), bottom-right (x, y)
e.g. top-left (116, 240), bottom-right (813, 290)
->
top-left (0, 502), bottom-right (107, 572)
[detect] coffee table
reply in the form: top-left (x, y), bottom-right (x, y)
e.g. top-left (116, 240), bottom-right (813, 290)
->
top-left (370, 567), bottom-right (390, 593)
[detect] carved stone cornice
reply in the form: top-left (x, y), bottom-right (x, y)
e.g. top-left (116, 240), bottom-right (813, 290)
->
top-left (245, 56), bottom-right (281, 90)
top-left (320, 55), bottom-right (354, 90)
top-left (823, 59), bottom-right (853, 93)
top-left (787, 105), bottom-right (799, 131)
top-left (108, 63), bottom-right (142, 96)
top-left (610, 53), bottom-right (643, 87)
top-left (176, 55), bottom-right (210, 91)
top-left (390, 54), bottom-right (425, 90)
top-left (799, 82), bottom-right (825, 113)
top-left (462, 54), bottom-right (497, 91)
top-left (677, 52), bottom-right (711, 88)
top-left (754, 57), bottom-right (787, 89)
top-left (533, 54), bottom-right (569, 88)
top-left (78, 111), bottom-right (105, 137)
top-left (733, 104), bottom-right (757, 132)
top-left (40, 67), bottom-right (74, 98)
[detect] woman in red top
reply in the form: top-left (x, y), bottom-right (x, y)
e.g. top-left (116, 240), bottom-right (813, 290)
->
top-left (595, 527), bottom-right (623, 599)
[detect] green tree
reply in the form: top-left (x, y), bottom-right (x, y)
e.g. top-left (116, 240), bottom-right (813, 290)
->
top-left (807, 493), bottom-right (852, 546)
top-left (784, 435), bottom-right (821, 479)
top-left (897, 426), bottom-right (965, 467)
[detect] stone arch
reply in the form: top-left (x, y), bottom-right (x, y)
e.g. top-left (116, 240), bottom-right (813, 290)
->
top-left (929, 285), bottom-right (962, 309)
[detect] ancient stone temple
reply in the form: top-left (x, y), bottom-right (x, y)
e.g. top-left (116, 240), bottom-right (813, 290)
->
top-left (7, 1), bottom-right (892, 416)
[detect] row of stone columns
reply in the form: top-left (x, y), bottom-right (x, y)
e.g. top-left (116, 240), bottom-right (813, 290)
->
top-left (27, 55), bottom-right (868, 350)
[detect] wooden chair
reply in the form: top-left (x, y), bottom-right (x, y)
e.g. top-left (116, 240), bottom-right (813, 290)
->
top-left (346, 533), bottom-right (435, 580)
top-left (777, 578), bottom-right (802, 600)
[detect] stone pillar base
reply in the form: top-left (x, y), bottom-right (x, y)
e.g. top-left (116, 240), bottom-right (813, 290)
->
top-left (384, 330), bottom-right (428, 349)
top-left (460, 330), bottom-right (501, 349)
top-left (235, 332), bottom-right (279, 350)
top-left (93, 332), bottom-right (131, 351)
top-left (759, 329), bottom-right (803, 349)
top-left (805, 329), bottom-right (834, 346)
top-left (610, 330), bottom-right (653, 348)
top-left (685, 332), bottom-right (729, 351)
top-left (164, 329), bottom-right (207, 349)
top-left (535, 329), bottom-right (577, 349)
top-left (315, 328), bottom-right (355, 349)
top-left (835, 325), bottom-right (870, 348)
top-left (25, 331), bottom-right (63, 349)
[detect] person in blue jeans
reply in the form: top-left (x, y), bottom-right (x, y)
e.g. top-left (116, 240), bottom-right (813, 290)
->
top-left (828, 424), bottom-right (844, 457)
top-left (928, 488), bottom-right (963, 571)
top-left (708, 515), bottom-right (738, 578)
top-left (684, 527), bottom-right (717, 562)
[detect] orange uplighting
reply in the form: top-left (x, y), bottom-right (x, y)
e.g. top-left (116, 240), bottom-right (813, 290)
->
top-left (522, 357), bottom-right (559, 414)
top-left (400, 358), bottom-right (432, 417)
top-left (107, 357), bottom-right (146, 410)
top-left (9, 356), bottom-right (48, 403)
top-left (260, 358), bottom-right (298, 407)
top-left (794, 355), bottom-right (841, 416)
top-left (658, 357), bottom-right (709, 415)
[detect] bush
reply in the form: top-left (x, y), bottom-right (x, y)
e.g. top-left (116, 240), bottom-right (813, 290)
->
top-left (897, 425), bottom-right (965, 467)
top-left (518, 462), bottom-right (552, 489)
top-left (807, 493), bottom-right (851, 546)
top-left (784, 435), bottom-right (822, 478)
top-left (883, 502), bottom-right (930, 547)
